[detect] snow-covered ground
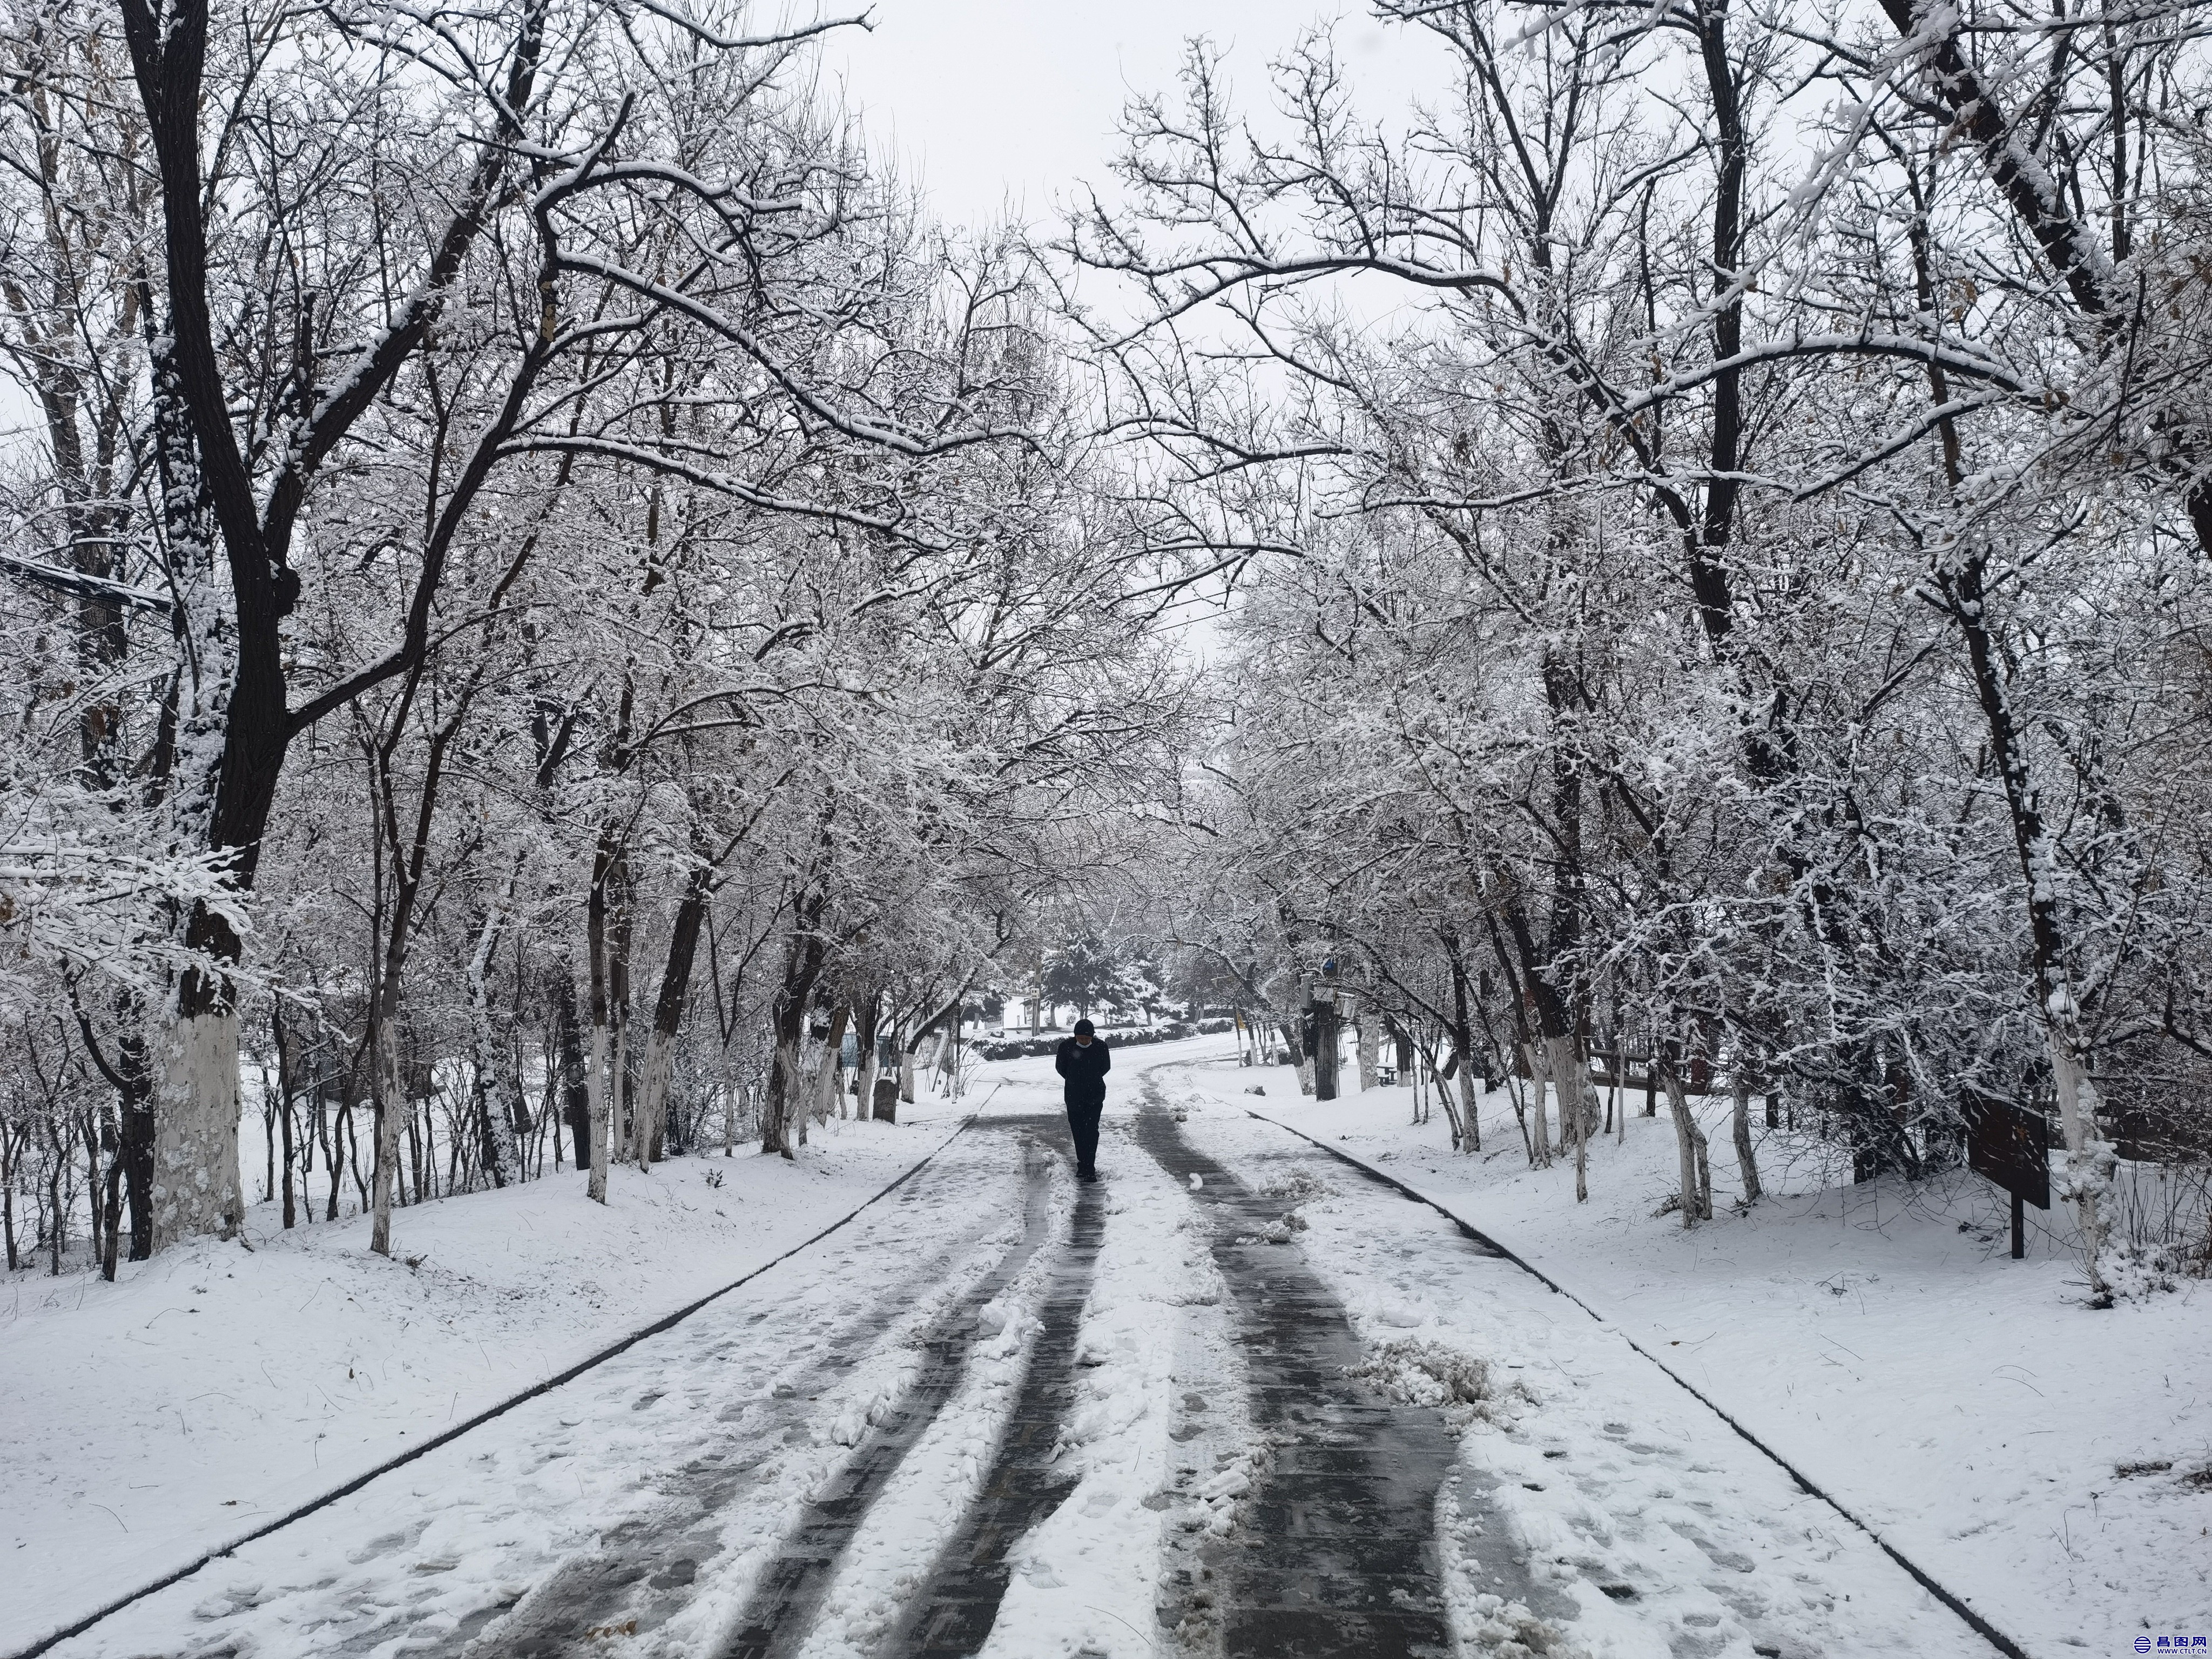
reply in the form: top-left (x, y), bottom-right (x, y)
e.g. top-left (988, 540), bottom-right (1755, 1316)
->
top-left (1175, 1051), bottom-right (2212, 1657)
top-left (8, 1033), bottom-right (2200, 1659)
top-left (1, 1109), bottom-right (965, 1650)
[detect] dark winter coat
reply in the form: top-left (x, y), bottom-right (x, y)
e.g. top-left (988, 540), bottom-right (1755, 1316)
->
top-left (1054, 1036), bottom-right (1112, 1106)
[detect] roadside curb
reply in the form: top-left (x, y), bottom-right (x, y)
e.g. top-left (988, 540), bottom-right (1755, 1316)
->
top-left (1241, 1104), bottom-right (2038, 1659)
top-left (5, 1118), bottom-right (976, 1659)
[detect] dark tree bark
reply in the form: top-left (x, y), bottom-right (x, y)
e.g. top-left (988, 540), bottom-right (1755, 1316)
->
top-left (272, 1001), bottom-right (297, 1229)
top-left (556, 973), bottom-right (591, 1169)
top-left (633, 863), bottom-right (714, 1168)
top-left (762, 893), bottom-right (828, 1158)
top-left (1312, 993), bottom-right (1340, 1101)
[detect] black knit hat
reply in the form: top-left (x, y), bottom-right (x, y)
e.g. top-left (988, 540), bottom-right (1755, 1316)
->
top-left (1074, 1018), bottom-right (1095, 1036)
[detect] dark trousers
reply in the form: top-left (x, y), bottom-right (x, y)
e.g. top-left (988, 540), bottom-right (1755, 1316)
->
top-left (1064, 1097), bottom-right (1103, 1174)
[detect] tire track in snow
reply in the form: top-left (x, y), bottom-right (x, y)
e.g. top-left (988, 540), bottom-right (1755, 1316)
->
top-left (879, 1170), bottom-right (1108, 1658)
top-left (717, 1124), bottom-right (1067, 1659)
top-left (25, 1122), bottom-right (1017, 1659)
top-left (462, 1126), bottom-right (1063, 1658)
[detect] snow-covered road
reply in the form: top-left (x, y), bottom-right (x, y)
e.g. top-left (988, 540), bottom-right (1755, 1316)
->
top-left (31, 1047), bottom-right (1993, 1659)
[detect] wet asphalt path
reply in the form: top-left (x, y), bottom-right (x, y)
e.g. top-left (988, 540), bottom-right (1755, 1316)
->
top-left (443, 1126), bottom-right (1053, 1659)
top-left (1131, 1080), bottom-right (1465, 1659)
top-left (884, 1168), bottom-right (1107, 1657)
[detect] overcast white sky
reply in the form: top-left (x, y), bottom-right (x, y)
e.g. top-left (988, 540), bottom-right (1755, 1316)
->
top-left (821, 2), bottom-right (1436, 234)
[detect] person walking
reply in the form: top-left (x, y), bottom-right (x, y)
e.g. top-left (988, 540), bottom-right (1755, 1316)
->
top-left (1054, 1018), bottom-right (1112, 1182)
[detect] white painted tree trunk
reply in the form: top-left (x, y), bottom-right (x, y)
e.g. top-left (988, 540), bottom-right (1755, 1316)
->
top-left (1731, 1072), bottom-right (1762, 1205)
top-left (150, 1006), bottom-right (245, 1250)
top-left (586, 1015), bottom-right (610, 1204)
top-left (1546, 1033), bottom-right (1595, 1202)
top-left (2045, 997), bottom-right (2114, 1299)
top-left (899, 1048), bottom-right (919, 1105)
top-left (635, 1026), bottom-right (676, 1170)
top-left (1431, 1064), bottom-right (1463, 1144)
top-left (467, 880), bottom-right (521, 1187)
top-left (1522, 1042), bottom-right (1553, 1168)
top-left (368, 1017), bottom-right (407, 1256)
top-left (1356, 1019), bottom-right (1379, 1091)
top-left (854, 1041), bottom-right (879, 1126)
top-left (1662, 1069), bottom-right (1712, 1227)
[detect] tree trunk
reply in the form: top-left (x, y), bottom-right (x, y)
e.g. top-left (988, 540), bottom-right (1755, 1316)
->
top-left (1312, 994), bottom-right (1340, 1100)
top-left (1, 1125), bottom-right (20, 1269)
top-left (853, 992), bottom-right (882, 1122)
top-left (47, 1118), bottom-right (66, 1274)
top-left (586, 1015), bottom-right (612, 1201)
top-left (556, 972), bottom-right (591, 1167)
top-left (814, 1006), bottom-right (851, 1125)
top-left (1447, 945), bottom-right (1481, 1152)
top-left (1942, 547), bottom-right (2112, 1299)
top-left (1546, 1033), bottom-right (1592, 1203)
top-left (325, 1098), bottom-right (345, 1221)
top-left (631, 873), bottom-right (710, 1170)
top-left (1523, 1040), bottom-right (1554, 1168)
top-left (81, 1111), bottom-right (104, 1269)
top-left (1283, 1017), bottom-right (1314, 1096)
top-left (272, 1004), bottom-right (298, 1229)
top-left (1660, 1050), bottom-right (1712, 1227)
top-left (99, 1120), bottom-right (125, 1280)
top-left (368, 1014), bottom-right (407, 1256)
top-left (467, 863), bottom-right (524, 1188)
top-left (95, 1006), bottom-right (157, 1261)
top-left (1731, 1070), bottom-right (1762, 1205)
top-left (1356, 1014), bottom-right (1379, 1091)
top-left (761, 911), bottom-right (826, 1157)
top-left (585, 833), bottom-right (619, 1203)
top-left (766, 1038), bottom-right (805, 1155)
top-left (1425, 1044), bottom-right (1465, 1148)
top-left (608, 879), bottom-right (635, 1161)
top-left (149, 994), bottom-right (245, 1250)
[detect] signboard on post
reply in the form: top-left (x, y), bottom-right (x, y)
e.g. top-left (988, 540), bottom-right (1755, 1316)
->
top-left (1963, 1091), bottom-right (2050, 1259)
